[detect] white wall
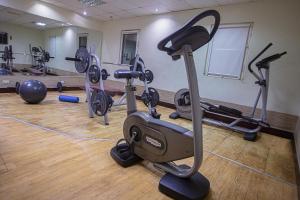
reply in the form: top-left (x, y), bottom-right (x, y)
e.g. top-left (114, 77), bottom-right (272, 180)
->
top-left (44, 26), bottom-right (102, 72)
top-left (0, 22), bottom-right (44, 64)
top-left (101, 0), bottom-right (300, 116)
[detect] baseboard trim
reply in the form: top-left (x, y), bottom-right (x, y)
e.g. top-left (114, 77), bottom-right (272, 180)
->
top-left (0, 87), bottom-right (83, 93)
top-left (291, 140), bottom-right (300, 200)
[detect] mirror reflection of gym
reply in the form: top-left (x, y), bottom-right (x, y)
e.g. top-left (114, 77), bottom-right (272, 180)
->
top-left (0, 6), bottom-right (102, 92)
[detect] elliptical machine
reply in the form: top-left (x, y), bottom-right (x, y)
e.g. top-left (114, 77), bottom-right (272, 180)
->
top-left (170, 43), bottom-right (286, 141)
top-left (111, 10), bottom-right (220, 200)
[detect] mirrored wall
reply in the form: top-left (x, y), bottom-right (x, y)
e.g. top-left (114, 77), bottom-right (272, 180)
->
top-left (0, 5), bottom-right (102, 77)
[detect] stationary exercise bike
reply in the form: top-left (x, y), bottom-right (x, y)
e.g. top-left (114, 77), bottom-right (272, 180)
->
top-left (111, 10), bottom-right (220, 200)
top-left (170, 43), bottom-right (286, 141)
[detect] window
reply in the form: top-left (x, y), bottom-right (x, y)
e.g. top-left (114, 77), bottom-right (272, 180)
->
top-left (120, 30), bottom-right (139, 64)
top-left (206, 24), bottom-right (251, 79)
top-left (78, 34), bottom-right (88, 49)
top-left (0, 32), bottom-right (8, 45)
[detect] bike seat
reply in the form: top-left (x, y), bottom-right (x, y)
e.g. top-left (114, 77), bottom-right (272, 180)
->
top-left (170, 26), bottom-right (210, 54)
top-left (114, 69), bottom-right (141, 79)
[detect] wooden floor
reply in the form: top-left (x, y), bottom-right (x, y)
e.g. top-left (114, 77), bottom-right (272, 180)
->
top-left (0, 91), bottom-right (297, 200)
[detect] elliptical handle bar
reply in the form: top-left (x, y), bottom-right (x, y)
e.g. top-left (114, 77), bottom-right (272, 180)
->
top-left (256, 51), bottom-right (287, 66)
top-left (157, 10), bottom-right (220, 55)
top-left (280, 52), bottom-right (287, 56)
top-left (248, 43), bottom-right (272, 73)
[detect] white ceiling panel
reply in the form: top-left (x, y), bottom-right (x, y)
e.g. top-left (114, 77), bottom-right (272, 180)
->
top-left (114, 10), bottom-right (136, 18)
top-left (216, 0), bottom-right (255, 6)
top-left (161, 0), bottom-right (194, 12)
top-left (96, 3), bottom-right (123, 13)
top-left (185, 0), bottom-right (218, 7)
top-left (58, 0), bottom-right (84, 9)
top-left (126, 0), bottom-right (162, 8)
top-left (145, 5), bottom-right (171, 15)
top-left (38, 0), bottom-right (260, 22)
top-left (109, 0), bottom-right (140, 10)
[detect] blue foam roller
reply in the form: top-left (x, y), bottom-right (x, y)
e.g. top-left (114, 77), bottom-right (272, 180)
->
top-left (59, 95), bottom-right (79, 103)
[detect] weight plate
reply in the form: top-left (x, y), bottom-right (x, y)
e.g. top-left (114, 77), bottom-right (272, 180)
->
top-left (75, 47), bottom-right (90, 73)
top-left (107, 95), bottom-right (114, 108)
top-left (141, 87), bottom-right (160, 107)
top-left (174, 88), bottom-right (192, 114)
top-left (90, 90), bottom-right (110, 116)
top-left (145, 69), bottom-right (154, 84)
top-left (44, 52), bottom-right (50, 62)
top-left (88, 65), bottom-right (101, 84)
top-left (15, 82), bottom-right (20, 94)
top-left (129, 57), bottom-right (144, 72)
top-left (101, 69), bottom-right (110, 80)
top-left (57, 82), bottom-right (63, 92)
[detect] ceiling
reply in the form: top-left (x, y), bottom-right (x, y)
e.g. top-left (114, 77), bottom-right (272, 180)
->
top-left (0, 5), bottom-right (64, 30)
top-left (40, 0), bottom-right (257, 21)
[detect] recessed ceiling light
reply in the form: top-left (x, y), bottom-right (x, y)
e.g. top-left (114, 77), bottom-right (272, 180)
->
top-left (35, 22), bottom-right (46, 26)
top-left (155, 8), bottom-right (159, 12)
top-left (83, 11), bottom-right (87, 15)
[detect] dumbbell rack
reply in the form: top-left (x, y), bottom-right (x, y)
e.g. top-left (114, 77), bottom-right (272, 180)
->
top-left (66, 48), bottom-right (110, 125)
top-left (86, 53), bottom-right (109, 125)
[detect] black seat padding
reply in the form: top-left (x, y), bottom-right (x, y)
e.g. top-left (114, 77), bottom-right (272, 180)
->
top-left (114, 69), bottom-right (141, 79)
top-left (170, 26), bottom-right (210, 53)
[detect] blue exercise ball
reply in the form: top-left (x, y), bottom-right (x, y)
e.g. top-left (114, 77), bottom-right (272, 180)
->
top-left (19, 80), bottom-right (47, 104)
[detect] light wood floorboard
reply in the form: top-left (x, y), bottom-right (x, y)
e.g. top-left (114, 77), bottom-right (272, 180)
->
top-left (0, 91), bottom-right (297, 200)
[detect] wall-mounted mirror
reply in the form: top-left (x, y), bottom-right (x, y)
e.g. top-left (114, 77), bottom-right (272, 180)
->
top-left (0, 5), bottom-right (103, 90)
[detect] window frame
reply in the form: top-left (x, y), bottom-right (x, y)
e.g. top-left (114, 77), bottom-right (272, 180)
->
top-left (119, 29), bottom-right (140, 64)
top-left (0, 32), bottom-right (8, 45)
top-left (78, 33), bottom-right (88, 49)
top-left (204, 23), bottom-right (253, 80)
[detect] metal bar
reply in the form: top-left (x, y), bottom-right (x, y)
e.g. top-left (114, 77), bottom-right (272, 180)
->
top-left (156, 45), bottom-right (203, 178)
top-left (261, 65), bottom-right (270, 122)
top-left (91, 53), bottom-right (109, 125)
top-left (250, 88), bottom-right (262, 118)
top-left (102, 62), bottom-right (131, 67)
